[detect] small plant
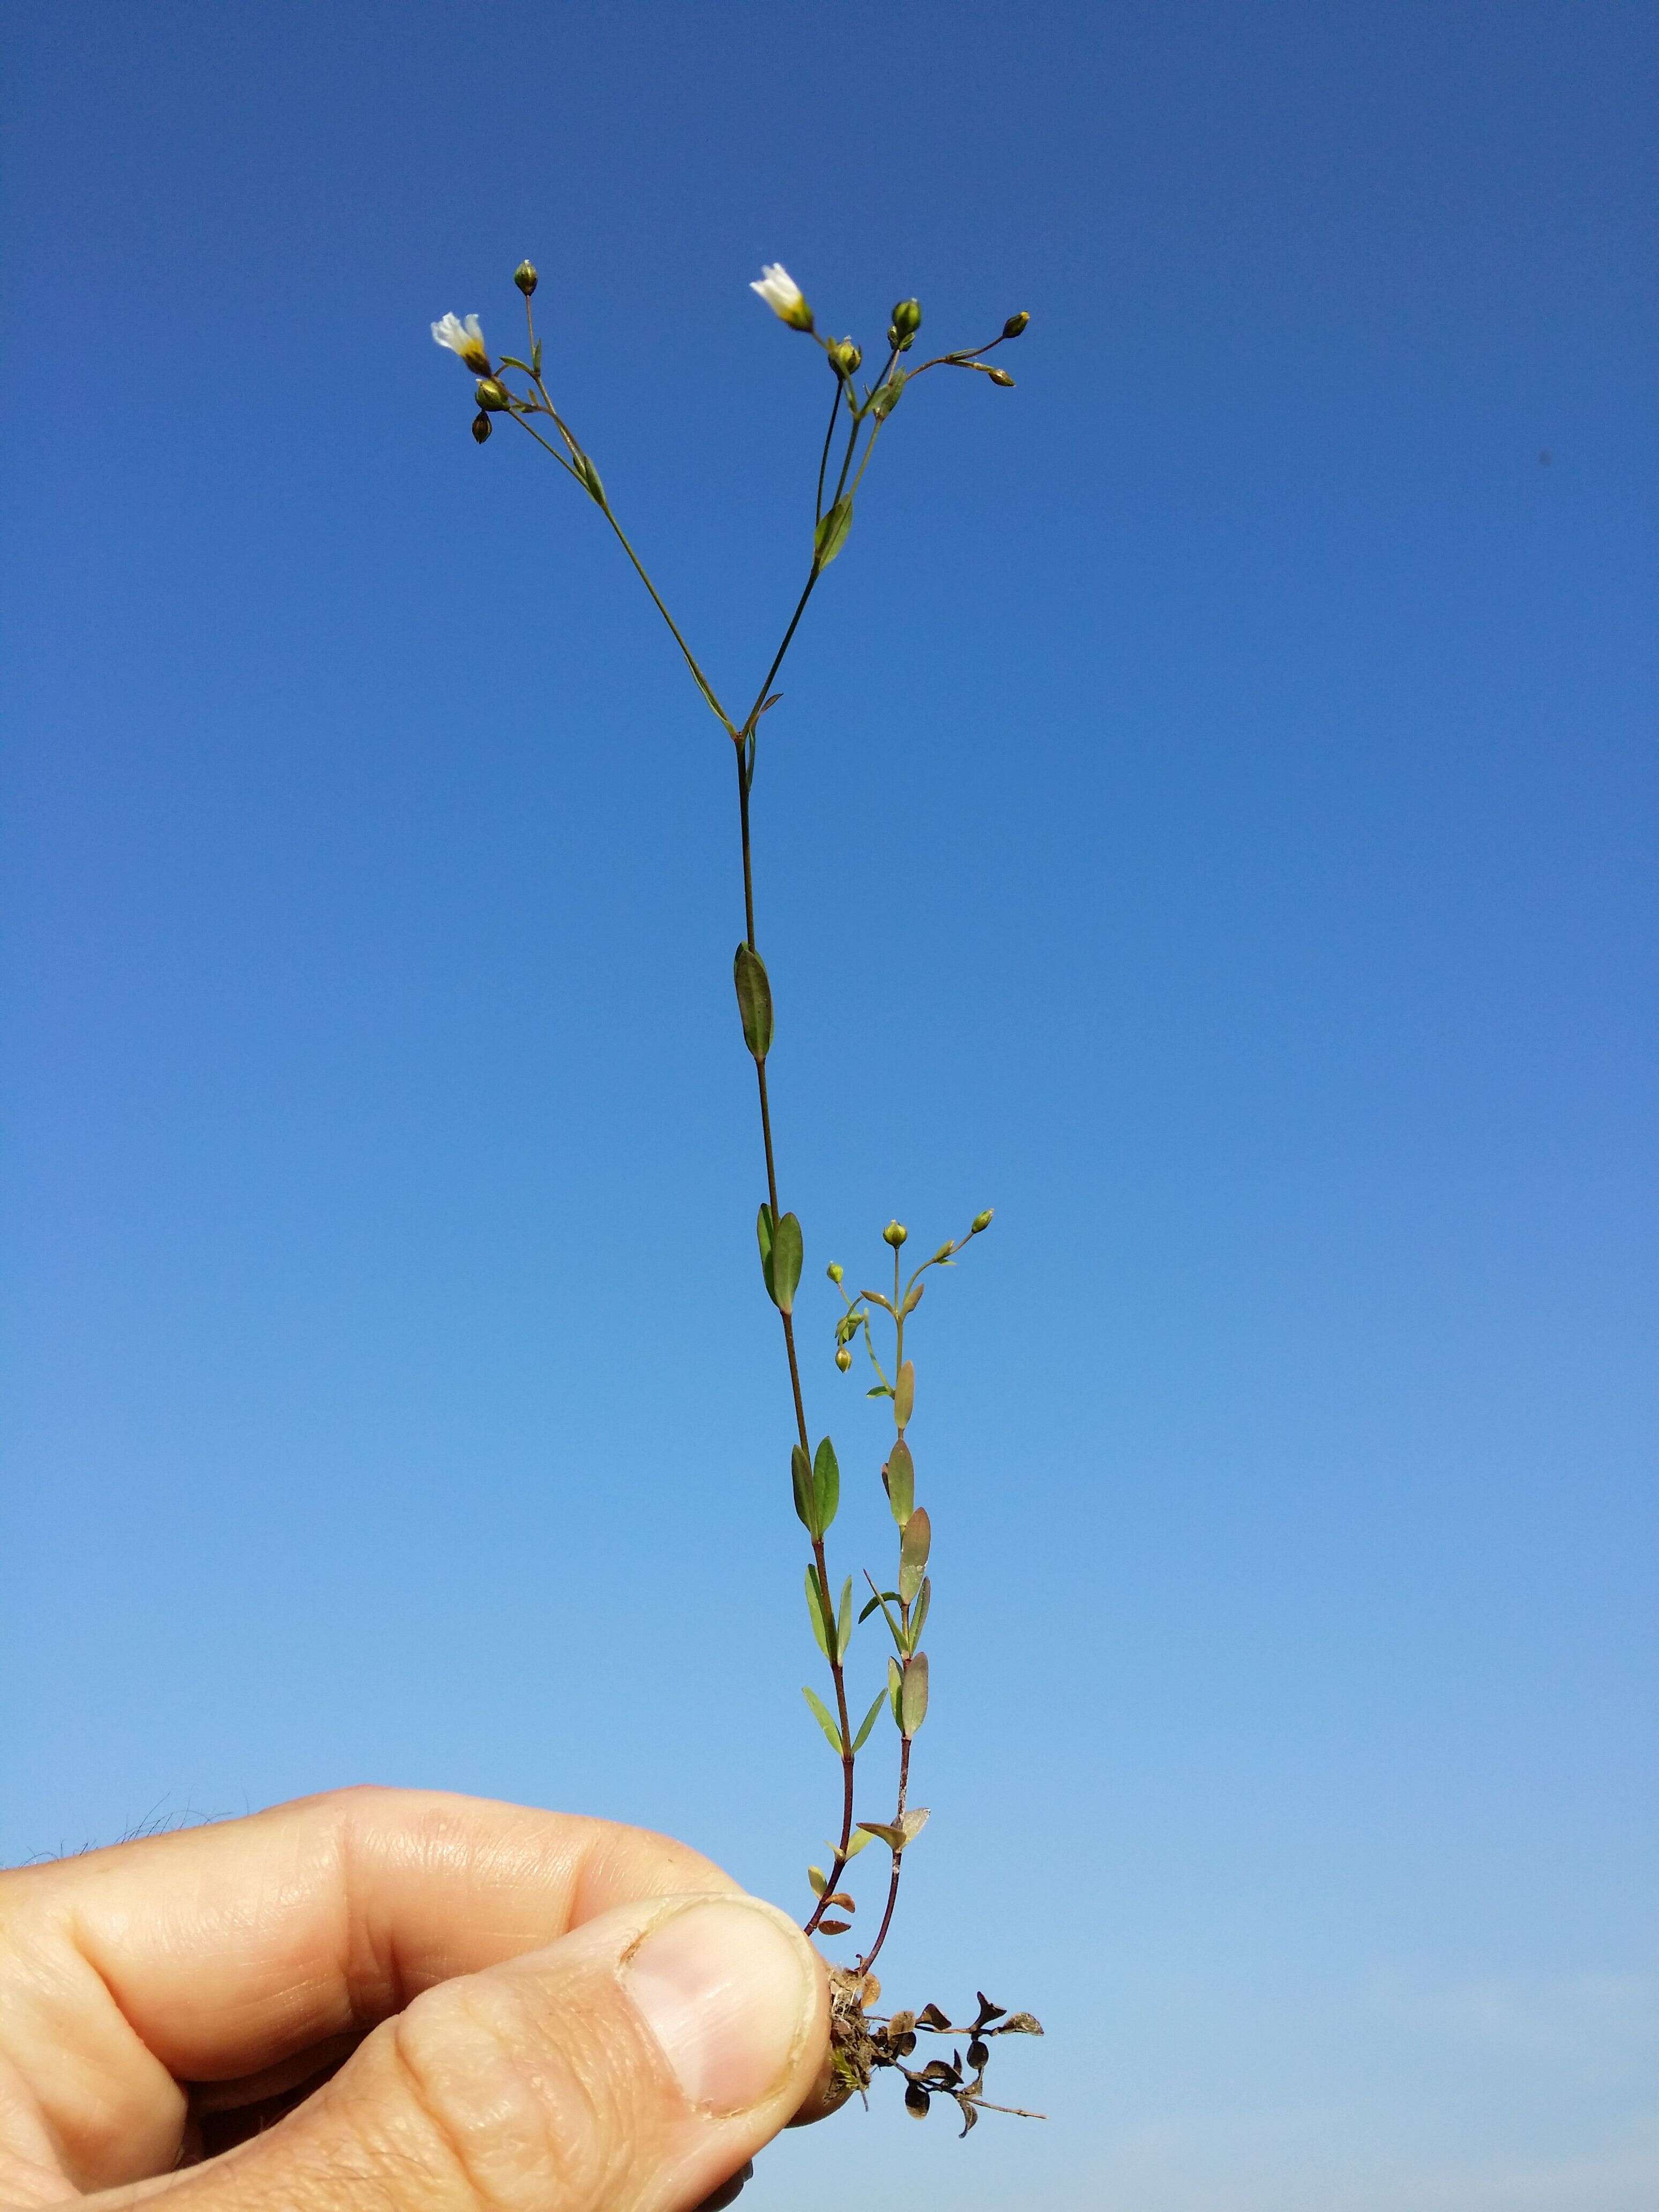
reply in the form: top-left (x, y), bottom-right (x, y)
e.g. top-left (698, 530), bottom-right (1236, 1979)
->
top-left (431, 259), bottom-right (1042, 2132)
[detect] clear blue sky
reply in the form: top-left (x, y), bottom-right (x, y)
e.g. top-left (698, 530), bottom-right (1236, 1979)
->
top-left (5, 4), bottom-right (1656, 2205)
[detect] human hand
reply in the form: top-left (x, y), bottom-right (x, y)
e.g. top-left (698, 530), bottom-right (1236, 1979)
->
top-left (0, 1787), bottom-right (832, 2212)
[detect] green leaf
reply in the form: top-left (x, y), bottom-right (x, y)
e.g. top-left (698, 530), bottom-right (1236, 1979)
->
top-left (851, 1685), bottom-right (888, 1752)
top-left (901, 1650), bottom-right (930, 1737)
top-left (899, 1505), bottom-right (931, 1605)
top-left (871, 368), bottom-right (907, 421)
top-left (805, 1565), bottom-right (831, 1657)
top-left (864, 1587), bottom-right (905, 1651)
top-left (858, 1588), bottom-right (900, 1623)
top-left (802, 1686), bottom-right (843, 1754)
top-left (886, 1438), bottom-right (915, 1527)
top-left (909, 1575), bottom-right (932, 1646)
top-left (813, 493), bottom-right (854, 568)
top-left (578, 452), bottom-right (606, 505)
top-left (838, 1827), bottom-right (875, 1858)
top-left (768, 1212), bottom-right (803, 1314)
top-left (888, 1654), bottom-right (904, 1725)
top-left (836, 1574), bottom-right (855, 1661)
top-left (857, 1811), bottom-right (928, 1854)
top-left (894, 1359), bottom-right (915, 1430)
top-left (791, 1444), bottom-right (817, 1535)
top-left (808, 1864), bottom-right (827, 1896)
top-left (531, 338), bottom-right (542, 377)
top-left (900, 1278), bottom-right (925, 1317)
top-left (812, 1435), bottom-right (841, 1535)
top-left (732, 943), bottom-right (773, 1060)
top-left (866, 1385), bottom-right (893, 1399)
top-left (757, 1202), bottom-right (775, 1284)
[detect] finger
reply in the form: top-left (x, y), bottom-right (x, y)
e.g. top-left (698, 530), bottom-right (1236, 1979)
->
top-left (0, 1787), bottom-right (734, 2191)
top-left (693, 2158), bottom-right (753, 2210)
top-left (108, 1892), bottom-right (829, 2212)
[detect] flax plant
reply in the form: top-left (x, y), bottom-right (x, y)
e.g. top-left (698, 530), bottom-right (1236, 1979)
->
top-left (431, 259), bottom-right (1042, 2133)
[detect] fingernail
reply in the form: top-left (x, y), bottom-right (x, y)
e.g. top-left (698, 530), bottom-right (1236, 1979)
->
top-left (624, 1899), bottom-right (813, 2113)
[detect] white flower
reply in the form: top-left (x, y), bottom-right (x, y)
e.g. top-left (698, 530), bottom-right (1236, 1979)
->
top-left (750, 264), bottom-right (813, 331)
top-left (431, 312), bottom-right (490, 373)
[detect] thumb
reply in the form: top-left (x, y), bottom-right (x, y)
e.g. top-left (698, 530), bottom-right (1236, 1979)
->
top-left (198, 1892), bottom-right (829, 2212)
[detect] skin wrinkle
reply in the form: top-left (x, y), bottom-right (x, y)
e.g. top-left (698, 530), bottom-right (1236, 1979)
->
top-left (384, 1976), bottom-right (627, 2212)
top-left (10, 1895), bottom-right (183, 2189)
top-left (0, 1795), bottom-right (819, 2212)
top-left (337, 1796), bottom-right (408, 2038)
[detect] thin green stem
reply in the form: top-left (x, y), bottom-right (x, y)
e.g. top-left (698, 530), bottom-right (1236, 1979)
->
top-left (507, 411), bottom-right (581, 483)
top-left (505, 339), bottom-right (919, 1941)
top-left (739, 561), bottom-right (823, 744)
top-left (736, 748), bottom-right (858, 1918)
top-left (848, 416), bottom-right (887, 498)
top-left (858, 1732), bottom-right (911, 1974)
top-left (904, 324), bottom-right (1021, 381)
top-left (815, 377), bottom-right (844, 523)
top-left (828, 404), bottom-right (862, 512)
top-left (594, 498), bottom-right (733, 731)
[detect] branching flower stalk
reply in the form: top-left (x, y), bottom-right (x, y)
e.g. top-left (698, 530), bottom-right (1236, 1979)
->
top-left (432, 258), bottom-right (1042, 2129)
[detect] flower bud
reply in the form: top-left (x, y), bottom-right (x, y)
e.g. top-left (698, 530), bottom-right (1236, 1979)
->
top-left (890, 297), bottom-right (923, 341)
top-left (471, 410), bottom-right (492, 444)
top-left (827, 1261), bottom-right (844, 1283)
top-left (988, 367), bottom-right (1015, 387)
top-left (751, 263), bottom-right (814, 331)
top-left (971, 1208), bottom-right (994, 1233)
top-left (828, 337), bottom-right (863, 376)
top-left (836, 1346), bottom-right (853, 1372)
top-left (475, 377), bottom-right (511, 411)
top-left (514, 260), bottom-right (539, 297)
top-left (1002, 311), bottom-right (1029, 338)
top-left (883, 1220), bottom-right (909, 1249)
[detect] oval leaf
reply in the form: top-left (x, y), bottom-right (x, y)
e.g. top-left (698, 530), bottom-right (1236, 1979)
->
top-left (894, 1358), bottom-right (915, 1430)
top-left (801, 1685), bottom-right (844, 1754)
top-left (732, 943), bottom-right (774, 1059)
top-left (899, 1506), bottom-right (931, 1603)
top-left (812, 1434), bottom-right (840, 1534)
top-left (813, 493), bottom-right (854, 567)
top-left (768, 1212), bottom-right (804, 1314)
top-left (804, 1565), bottom-right (831, 1657)
top-left (886, 1438), bottom-right (915, 1527)
top-left (791, 1444), bottom-right (818, 1535)
top-left (855, 1820), bottom-right (906, 1851)
top-left (851, 1684), bottom-right (889, 1752)
top-left (836, 1574), bottom-right (855, 1661)
top-left (909, 1575), bottom-right (932, 1646)
top-left (901, 1650), bottom-right (930, 1737)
